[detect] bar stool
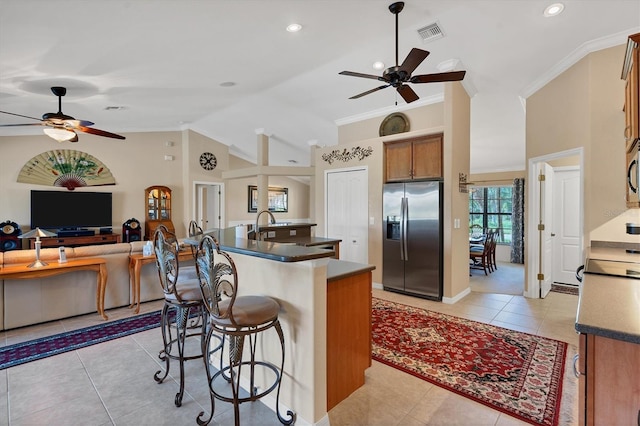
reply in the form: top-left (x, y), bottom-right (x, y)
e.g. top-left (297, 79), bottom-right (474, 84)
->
top-left (195, 234), bottom-right (295, 426)
top-left (187, 220), bottom-right (204, 258)
top-left (152, 225), bottom-right (208, 407)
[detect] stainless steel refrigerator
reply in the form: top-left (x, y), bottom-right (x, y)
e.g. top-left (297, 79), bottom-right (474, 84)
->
top-left (383, 180), bottom-right (443, 300)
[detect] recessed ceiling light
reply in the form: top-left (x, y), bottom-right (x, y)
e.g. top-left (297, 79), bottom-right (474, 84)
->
top-left (220, 81), bottom-right (236, 87)
top-left (544, 3), bottom-right (564, 17)
top-left (373, 61), bottom-right (385, 70)
top-left (286, 23), bottom-right (302, 33)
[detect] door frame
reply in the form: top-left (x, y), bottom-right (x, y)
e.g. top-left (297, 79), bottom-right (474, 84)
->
top-left (526, 147), bottom-right (584, 298)
top-left (192, 180), bottom-right (225, 232)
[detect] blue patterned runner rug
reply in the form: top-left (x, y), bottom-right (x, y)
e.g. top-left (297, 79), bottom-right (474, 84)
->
top-left (0, 310), bottom-right (162, 370)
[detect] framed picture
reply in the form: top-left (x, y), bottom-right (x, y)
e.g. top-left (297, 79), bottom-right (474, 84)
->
top-left (248, 186), bottom-right (288, 213)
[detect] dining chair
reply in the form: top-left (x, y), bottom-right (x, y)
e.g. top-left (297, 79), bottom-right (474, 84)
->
top-left (470, 231), bottom-right (494, 275)
top-left (195, 234), bottom-right (295, 426)
top-left (152, 225), bottom-right (208, 407)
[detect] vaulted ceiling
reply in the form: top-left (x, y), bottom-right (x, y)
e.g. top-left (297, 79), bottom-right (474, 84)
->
top-left (1, 0), bottom-right (639, 173)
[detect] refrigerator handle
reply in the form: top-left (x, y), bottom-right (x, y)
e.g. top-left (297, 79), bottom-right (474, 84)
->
top-left (401, 197), bottom-right (408, 261)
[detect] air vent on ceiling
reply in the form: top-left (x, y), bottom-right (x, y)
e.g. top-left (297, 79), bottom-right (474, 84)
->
top-left (417, 22), bottom-right (444, 43)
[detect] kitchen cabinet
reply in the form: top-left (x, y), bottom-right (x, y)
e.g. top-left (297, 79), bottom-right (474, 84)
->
top-left (384, 133), bottom-right (442, 181)
top-left (623, 33), bottom-right (640, 149)
top-left (144, 185), bottom-right (175, 240)
top-left (576, 333), bottom-right (640, 425)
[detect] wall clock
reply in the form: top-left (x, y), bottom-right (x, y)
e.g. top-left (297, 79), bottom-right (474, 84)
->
top-left (199, 152), bottom-right (217, 170)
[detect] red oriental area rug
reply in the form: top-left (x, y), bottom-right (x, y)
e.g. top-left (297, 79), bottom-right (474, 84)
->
top-left (372, 298), bottom-right (567, 426)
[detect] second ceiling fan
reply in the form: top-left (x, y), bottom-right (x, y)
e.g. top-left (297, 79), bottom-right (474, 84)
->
top-left (339, 1), bottom-right (466, 103)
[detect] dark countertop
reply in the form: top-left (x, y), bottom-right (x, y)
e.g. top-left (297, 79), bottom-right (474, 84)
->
top-left (327, 259), bottom-right (375, 281)
top-left (267, 236), bottom-right (341, 247)
top-left (183, 228), bottom-right (335, 263)
top-left (575, 246), bottom-right (640, 344)
top-left (256, 223), bottom-right (317, 231)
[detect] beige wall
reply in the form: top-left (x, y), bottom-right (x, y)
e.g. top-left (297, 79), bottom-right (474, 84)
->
top-left (0, 130), bottom-right (307, 240)
top-left (444, 82), bottom-right (472, 299)
top-left (225, 155), bottom-right (310, 225)
top-left (316, 102), bottom-right (447, 285)
top-left (526, 44), bottom-right (629, 247)
top-left (315, 88), bottom-right (471, 301)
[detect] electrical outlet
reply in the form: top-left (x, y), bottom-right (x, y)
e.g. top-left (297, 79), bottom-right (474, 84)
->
top-left (267, 231), bottom-right (276, 238)
top-left (290, 229), bottom-right (297, 236)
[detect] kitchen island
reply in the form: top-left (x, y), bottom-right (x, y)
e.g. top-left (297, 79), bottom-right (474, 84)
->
top-left (574, 246), bottom-right (640, 425)
top-left (185, 228), bottom-right (374, 425)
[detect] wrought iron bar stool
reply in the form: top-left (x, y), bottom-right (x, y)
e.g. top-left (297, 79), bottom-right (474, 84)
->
top-left (195, 234), bottom-right (295, 426)
top-left (152, 225), bottom-right (209, 407)
top-left (187, 220), bottom-right (204, 258)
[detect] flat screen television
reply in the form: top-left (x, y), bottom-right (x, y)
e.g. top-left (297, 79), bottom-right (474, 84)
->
top-left (30, 190), bottom-right (113, 230)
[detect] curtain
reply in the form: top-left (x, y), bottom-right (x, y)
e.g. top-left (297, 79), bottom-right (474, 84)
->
top-left (510, 178), bottom-right (525, 264)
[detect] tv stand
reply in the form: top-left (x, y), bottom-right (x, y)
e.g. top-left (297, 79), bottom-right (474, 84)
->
top-left (29, 234), bottom-right (121, 249)
top-left (57, 229), bottom-right (95, 237)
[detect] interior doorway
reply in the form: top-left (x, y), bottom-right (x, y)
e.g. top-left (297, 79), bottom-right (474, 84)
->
top-left (527, 148), bottom-right (584, 298)
top-left (193, 181), bottom-right (224, 232)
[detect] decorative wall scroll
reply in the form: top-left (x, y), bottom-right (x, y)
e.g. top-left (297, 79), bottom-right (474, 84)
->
top-left (321, 146), bottom-right (373, 165)
top-left (17, 149), bottom-right (116, 190)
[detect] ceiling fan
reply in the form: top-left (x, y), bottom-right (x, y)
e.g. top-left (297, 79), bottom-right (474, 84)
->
top-left (0, 86), bottom-right (126, 142)
top-left (339, 1), bottom-right (466, 104)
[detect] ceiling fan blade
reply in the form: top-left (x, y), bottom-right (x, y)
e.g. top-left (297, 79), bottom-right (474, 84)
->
top-left (399, 48), bottom-right (429, 75)
top-left (339, 70), bottom-right (386, 81)
top-left (397, 84), bottom-right (419, 103)
top-left (77, 126), bottom-right (126, 140)
top-left (0, 123), bottom-right (44, 127)
top-left (348, 84), bottom-right (390, 99)
top-left (410, 70), bottom-right (467, 83)
top-left (0, 110), bottom-right (43, 122)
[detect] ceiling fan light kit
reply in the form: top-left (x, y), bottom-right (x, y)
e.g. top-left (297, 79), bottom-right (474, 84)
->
top-left (0, 86), bottom-right (126, 143)
top-left (339, 1), bottom-right (466, 104)
top-left (43, 127), bottom-right (76, 142)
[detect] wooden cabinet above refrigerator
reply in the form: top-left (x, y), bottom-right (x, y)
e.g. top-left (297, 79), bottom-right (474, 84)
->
top-left (384, 133), bottom-right (443, 182)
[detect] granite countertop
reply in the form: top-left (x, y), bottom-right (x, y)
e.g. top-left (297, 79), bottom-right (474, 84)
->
top-left (575, 246), bottom-right (640, 344)
top-left (183, 228), bottom-right (334, 263)
top-left (255, 223), bottom-right (317, 231)
top-left (267, 236), bottom-right (342, 247)
top-left (327, 259), bottom-right (375, 281)
top-left (575, 273), bottom-right (640, 344)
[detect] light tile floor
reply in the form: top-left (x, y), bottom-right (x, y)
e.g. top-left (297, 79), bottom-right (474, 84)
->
top-left (0, 273), bottom-right (580, 426)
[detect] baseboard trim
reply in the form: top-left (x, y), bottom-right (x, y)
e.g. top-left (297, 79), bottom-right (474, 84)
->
top-left (442, 287), bottom-right (471, 304)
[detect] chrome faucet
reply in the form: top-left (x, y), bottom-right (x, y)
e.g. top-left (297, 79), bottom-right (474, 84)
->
top-left (254, 209), bottom-right (276, 241)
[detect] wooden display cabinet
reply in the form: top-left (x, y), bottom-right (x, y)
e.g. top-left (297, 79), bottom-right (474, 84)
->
top-left (144, 185), bottom-right (175, 240)
top-left (384, 133), bottom-right (443, 182)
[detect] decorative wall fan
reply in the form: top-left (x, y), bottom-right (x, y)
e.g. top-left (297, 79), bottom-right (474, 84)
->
top-left (339, 1), bottom-right (466, 103)
top-left (0, 87), bottom-right (125, 142)
top-left (17, 149), bottom-right (116, 190)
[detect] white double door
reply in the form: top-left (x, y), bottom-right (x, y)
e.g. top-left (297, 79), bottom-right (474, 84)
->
top-left (326, 168), bottom-right (368, 264)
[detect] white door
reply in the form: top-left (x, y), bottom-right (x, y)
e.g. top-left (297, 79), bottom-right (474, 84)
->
top-left (552, 168), bottom-right (581, 286)
top-left (540, 163), bottom-right (554, 298)
top-left (326, 168), bottom-right (368, 264)
top-left (197, 184), bottom-right (222, 230)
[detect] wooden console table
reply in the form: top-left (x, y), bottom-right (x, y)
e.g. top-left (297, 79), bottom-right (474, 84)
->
top-left (128, 250), bottom-right (194, 313)
top-left (29, 233), bottom-right (121, 249)
top-left (0, 257), bottom-right (109, 320)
